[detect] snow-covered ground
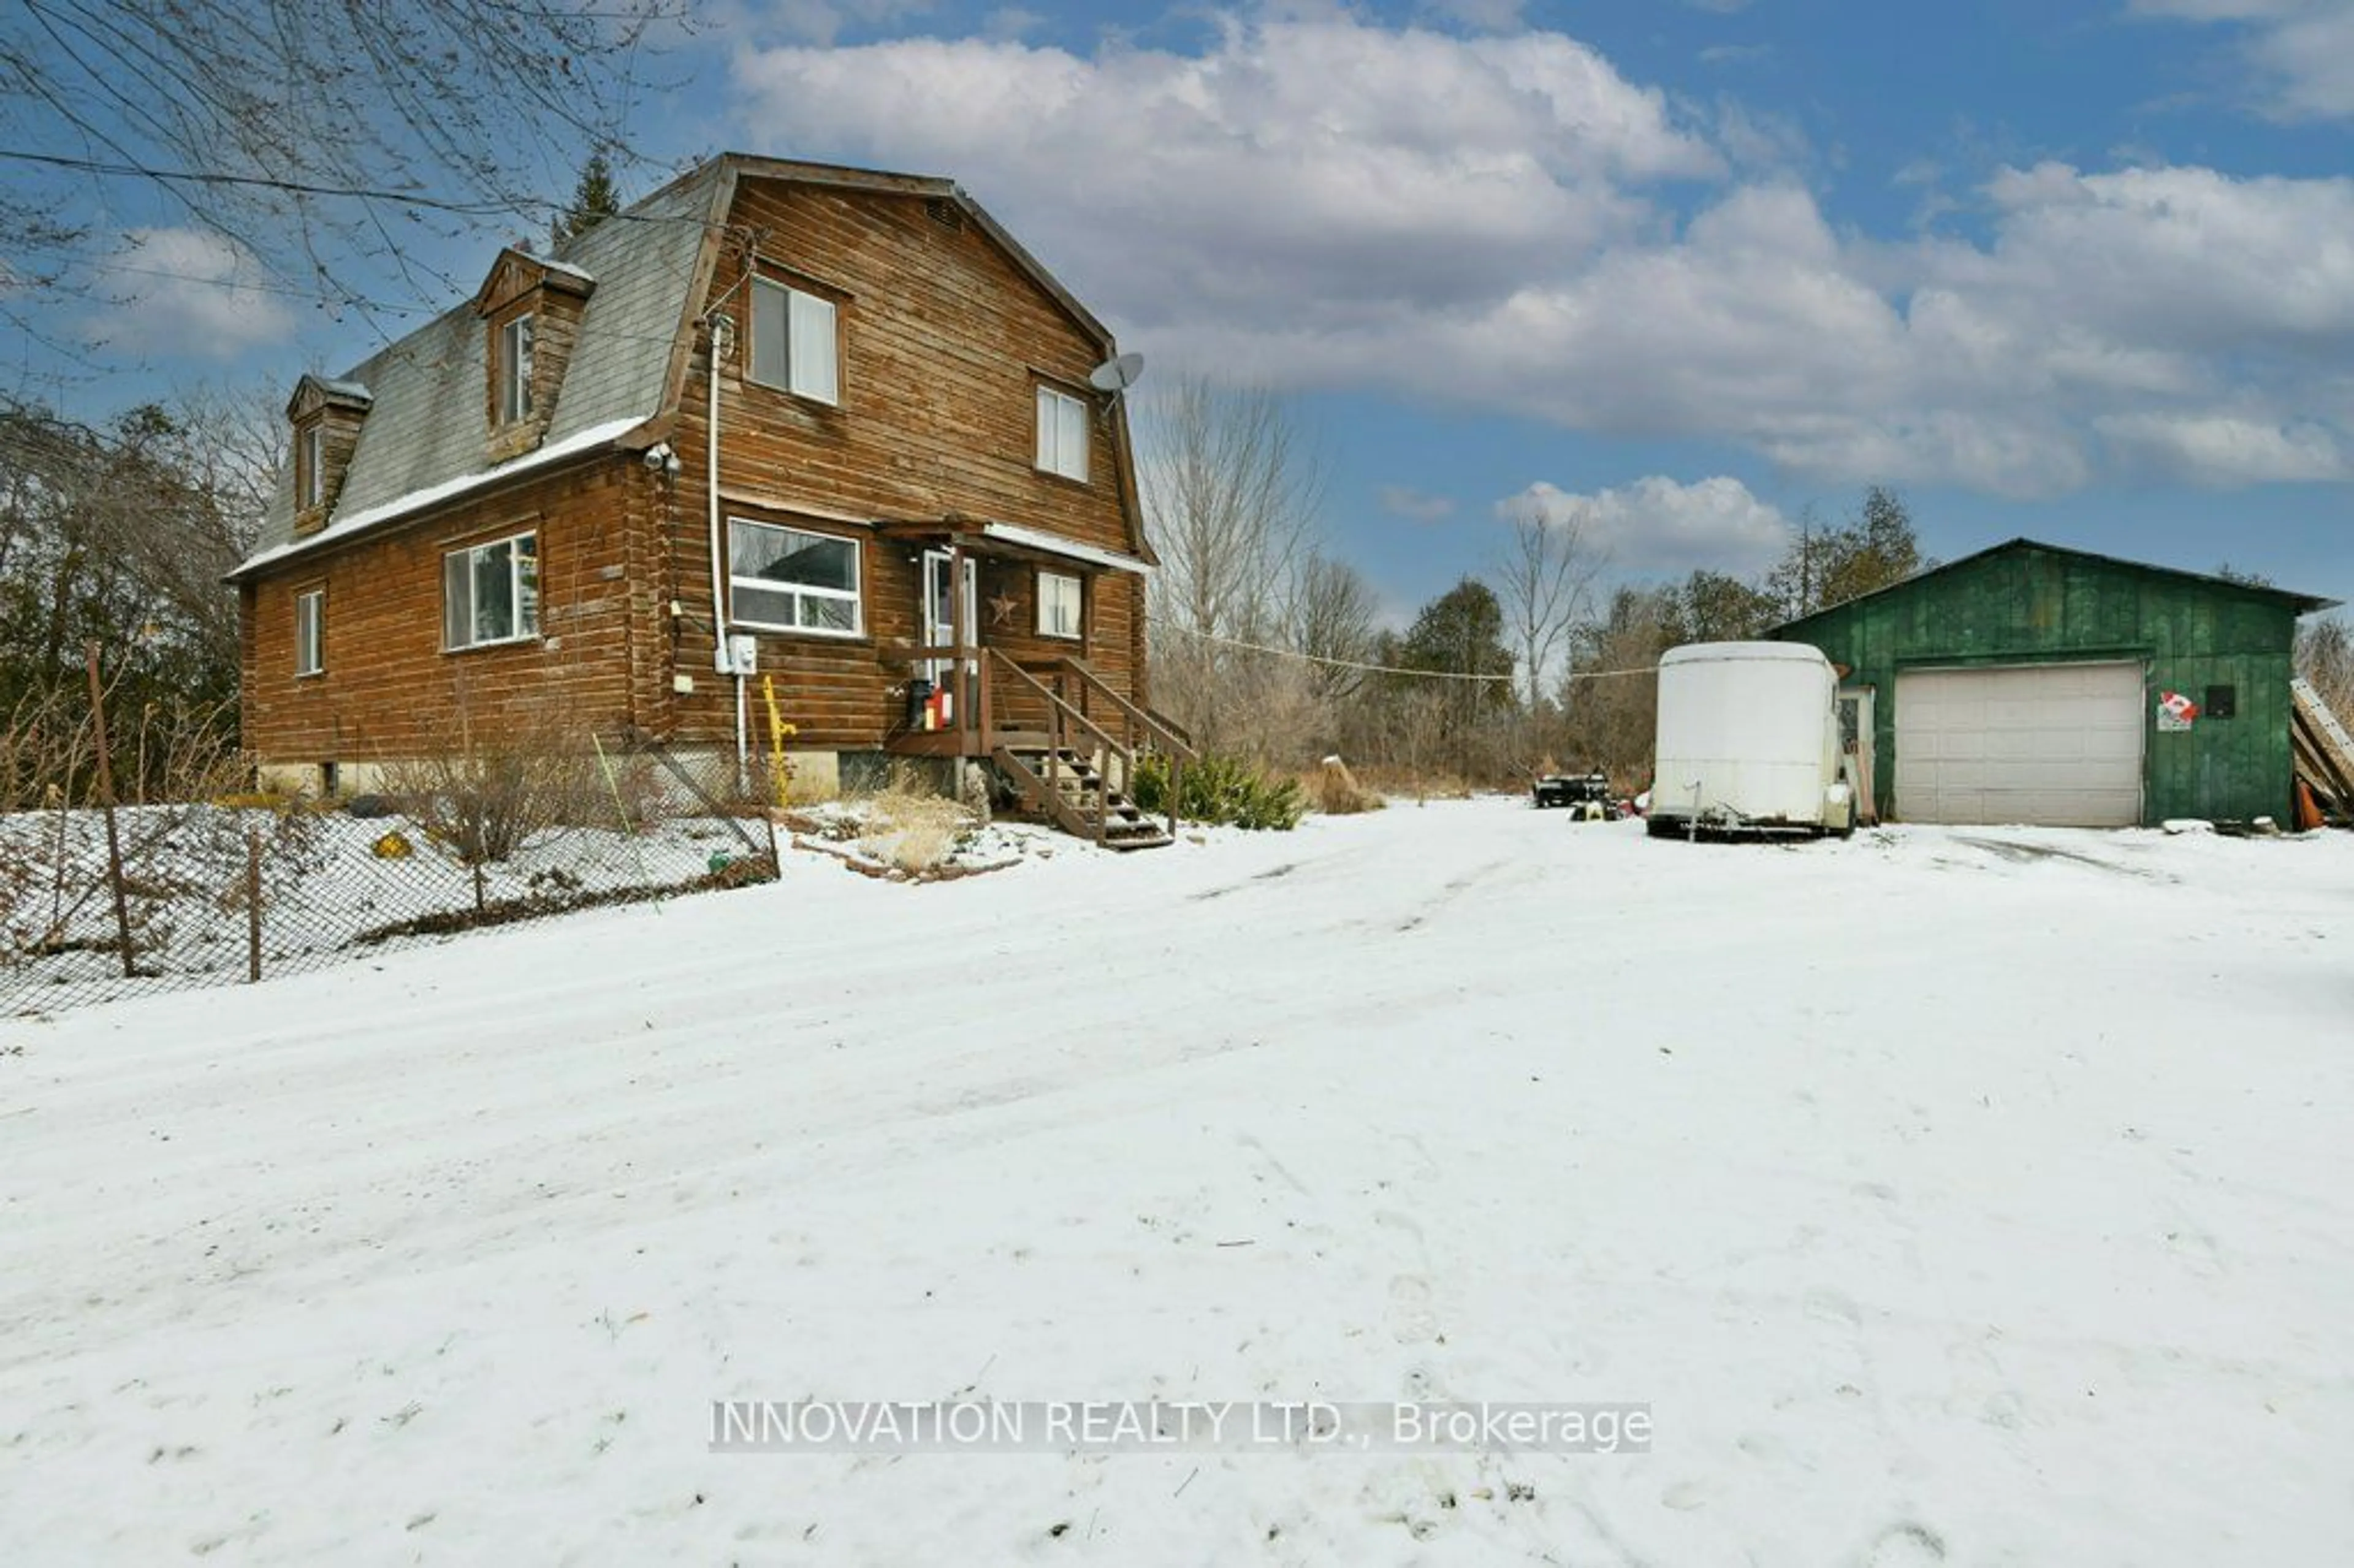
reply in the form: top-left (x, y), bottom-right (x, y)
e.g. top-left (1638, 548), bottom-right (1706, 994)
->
top-left (2, 800), bottom-right (2349, 1564)
top-left (2, 805), bottom-right (768, 1009)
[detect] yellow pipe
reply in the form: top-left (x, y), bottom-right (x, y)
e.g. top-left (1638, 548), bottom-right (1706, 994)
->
top-left (761, 675), bottom-right (796, 809)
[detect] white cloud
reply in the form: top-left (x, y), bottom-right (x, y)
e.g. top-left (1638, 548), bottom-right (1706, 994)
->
top-left (2134, 0), bottom-right (2354, 120)
top-left (729, 15), bottom-right (2354, 498)
top-left (91, 228), bottom-right (293, 359)
top-left (752, 0), bottom-right (932, 46)
top-left (1379, 484), bottom-right (1458, 522)
top-left (734, 17), bottom-right (1718, 330)
top-left (981, 6), bottom-right (1043, 40)
top-left (1501, 475), bottom-right (1789, 576)
top-left (2096, 411), bottom-right (2352, 483)
top-left (1422, 0), bottom-right (1527, 31)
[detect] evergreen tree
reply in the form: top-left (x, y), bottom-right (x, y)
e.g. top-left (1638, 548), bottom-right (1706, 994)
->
top-left (1395, 577), bottom-right (1515, 748)
top-left (550, 152), bottom-right (623, 250)
top-left (1768, 485), bottom-right (1927, 618)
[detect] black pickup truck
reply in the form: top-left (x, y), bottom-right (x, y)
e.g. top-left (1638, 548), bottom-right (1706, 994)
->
top-left (1532, 771), bottom-right (1614, 812)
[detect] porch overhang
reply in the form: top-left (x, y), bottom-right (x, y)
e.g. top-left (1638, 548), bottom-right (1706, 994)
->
top-left (875, 516), bottom-right (1153, 576)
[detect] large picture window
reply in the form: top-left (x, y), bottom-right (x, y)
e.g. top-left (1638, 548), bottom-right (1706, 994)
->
top-left (443, 531), bottom-right (539, 650)
top-left (748, 277), bottom-right (840, 405)
top-left (729, 520), bottom-right (861, 636)
top-left (1035, 386), bottom-right (1088, 482)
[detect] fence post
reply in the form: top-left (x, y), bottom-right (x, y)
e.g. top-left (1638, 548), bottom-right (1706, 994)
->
top-left (246, 826), bottom-right (263, 984)
top-left (83, 641), bottom-right (137, 978)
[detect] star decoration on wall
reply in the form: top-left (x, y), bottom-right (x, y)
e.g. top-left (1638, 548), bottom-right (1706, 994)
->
top-left (987, 591), bottom-right (1019, 626)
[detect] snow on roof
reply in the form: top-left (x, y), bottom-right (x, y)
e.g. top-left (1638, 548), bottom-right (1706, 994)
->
top-left (980, 521), bottom-right (1153, 576)
top-left (235, 162), bottom-right (726, 574)
top-left (228, 416), bottom-right (647, 579)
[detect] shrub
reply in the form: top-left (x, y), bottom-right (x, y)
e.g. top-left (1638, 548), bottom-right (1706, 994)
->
top-left (379, 726), bottom-right (608, 866)
top-left (1132, 751), bottom-right (1305, 831)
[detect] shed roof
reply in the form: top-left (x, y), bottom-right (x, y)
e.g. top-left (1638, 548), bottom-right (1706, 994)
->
top-left (1773, 537), bottom-right (2338, 634)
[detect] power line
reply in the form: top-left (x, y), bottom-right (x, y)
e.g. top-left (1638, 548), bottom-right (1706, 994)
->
top-left (1147, 617), bottom-right (1659, 685)
top-left (0, 147), bottom-right (737, 232)
top-left (0, 148), bottom-right (520, 215)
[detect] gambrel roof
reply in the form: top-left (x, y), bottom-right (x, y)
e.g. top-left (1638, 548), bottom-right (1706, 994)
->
top-left (232, 154), bottom-right (1129, 579)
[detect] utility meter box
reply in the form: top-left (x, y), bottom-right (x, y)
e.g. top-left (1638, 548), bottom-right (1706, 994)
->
top-left (722, 633), bottom-right (759, 676)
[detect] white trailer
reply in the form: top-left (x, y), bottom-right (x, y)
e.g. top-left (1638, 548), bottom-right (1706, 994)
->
top-left (1648, 642), bottom-right (1856, 839)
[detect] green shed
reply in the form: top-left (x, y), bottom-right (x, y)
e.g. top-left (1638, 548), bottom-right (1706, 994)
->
top-left (1771, 539), bottom-right (2336, 828)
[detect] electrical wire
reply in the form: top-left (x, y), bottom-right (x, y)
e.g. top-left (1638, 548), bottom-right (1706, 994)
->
top-left (1146, 617), bottom-right (1659, 685)
top-left (0, 148), bottom-right (732, 231)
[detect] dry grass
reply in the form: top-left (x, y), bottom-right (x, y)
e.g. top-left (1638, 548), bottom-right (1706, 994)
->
top-left (1353, 766), bottom-right (1474, 805)
top-left (1309, 755), bottom-right (1384, 815)
top-left (856, 772), bottom-right (976, 875)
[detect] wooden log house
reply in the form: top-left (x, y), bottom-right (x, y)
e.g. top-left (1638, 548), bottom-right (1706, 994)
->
top-left (232, 155), bottom-right (1192, 847)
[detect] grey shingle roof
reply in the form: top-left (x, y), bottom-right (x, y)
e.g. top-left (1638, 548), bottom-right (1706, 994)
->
top-left (234, 162), bottom-right (726, 576)
top-left (232, 153), bottom-right (1132, 579)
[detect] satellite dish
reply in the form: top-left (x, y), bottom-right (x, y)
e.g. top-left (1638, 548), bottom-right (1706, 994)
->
top-left (1087, 352), bottom-right (1145, 393)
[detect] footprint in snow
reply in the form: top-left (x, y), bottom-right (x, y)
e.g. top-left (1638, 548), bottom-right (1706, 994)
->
top-left (1387, 1274), bottom-right (1441, 1345)
top-left (1863, 1521), bottom-right (1948, 1567)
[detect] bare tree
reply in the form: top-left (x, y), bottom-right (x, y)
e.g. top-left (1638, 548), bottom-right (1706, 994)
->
top-left (1560, 585), bottom-right (1677, 788)
top-left (2301, 613), bottom-right (2353, 720)
top-left (1290, 552), bottom-right (1379, 705)
top-left (1139, 377), bottom-right (1325, 753)
top-left (1496, 497), bottom-right (1599, 711)
top-left (125, 382), bottom-right (286, 674)
top-left (0, 392), bottom-right (271, 707)
top-left (1141, 377), bottom-right (1322, 643)
top-left (0, 0), bottom-right (682, 349)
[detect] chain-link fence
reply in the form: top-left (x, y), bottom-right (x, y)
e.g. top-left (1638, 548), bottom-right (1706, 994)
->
top-left (2, 748), bottom-right (779, 1018)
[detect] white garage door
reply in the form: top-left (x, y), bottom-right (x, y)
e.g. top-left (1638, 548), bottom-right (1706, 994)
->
top-left (1895, 663), bottom-right (2144, 827)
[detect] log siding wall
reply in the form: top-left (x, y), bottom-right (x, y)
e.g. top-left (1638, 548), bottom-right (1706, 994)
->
top-left (242, 173), bottom-right (1150, 780)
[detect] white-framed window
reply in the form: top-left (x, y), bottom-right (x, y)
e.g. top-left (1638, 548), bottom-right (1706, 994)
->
top-left (748, 277), bottom-right (840, 405)
top-left (297, 424), bottom-right (324, 510)
top-left (294, 587), bottom-right (324, 676)
top-left (500, 313), bottom-right (535, 424)
top-left (1035, 386), bottom-right (1088, 482)
top-left (1037, 569), bottom-right (1082, 640)
top-left (442, 531), bottom-right (539, 650)
top-left (729, 519), bottom-right (861, 637)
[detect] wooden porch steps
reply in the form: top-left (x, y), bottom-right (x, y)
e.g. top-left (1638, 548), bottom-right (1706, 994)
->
top-left (992, 745), bottom-right (1171, 851)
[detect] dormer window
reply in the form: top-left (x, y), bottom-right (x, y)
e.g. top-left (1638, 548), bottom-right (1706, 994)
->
top-left (500, 314), bottom-right (536, 424)
top-left (284, 375), bottom-right (371, 535)
top-left (297, 423), bottom-right (325, 510)
top-left (471, 247), bottom-right (592, 456)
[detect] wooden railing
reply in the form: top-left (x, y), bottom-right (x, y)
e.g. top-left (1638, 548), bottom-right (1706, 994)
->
top-left (899, 647), bottom-right (1196, 842)
top-left (1032, 657), bottom-right (1196, 766)
top-left (981, 652), bottom-right (1193, 842)
top-left (985, 651), bottom-right (1122, 843)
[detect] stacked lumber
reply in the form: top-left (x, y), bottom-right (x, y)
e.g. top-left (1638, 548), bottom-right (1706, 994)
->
top-left (2292, 678), bottom-right (2354, 827)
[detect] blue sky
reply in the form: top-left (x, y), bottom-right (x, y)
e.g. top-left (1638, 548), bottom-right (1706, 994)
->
top-left (16, 0), bottom-right (2354, 620)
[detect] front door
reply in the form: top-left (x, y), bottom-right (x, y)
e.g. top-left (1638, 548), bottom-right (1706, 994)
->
top-left (921, 550), bottom-right (980, 704)
top-left (1836, 687), bottom-right (1876, 824)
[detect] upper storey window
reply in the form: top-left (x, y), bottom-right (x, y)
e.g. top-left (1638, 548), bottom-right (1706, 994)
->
top-left (749, 278), bottom-right (839, 406)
